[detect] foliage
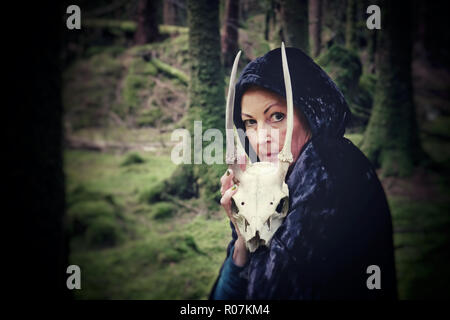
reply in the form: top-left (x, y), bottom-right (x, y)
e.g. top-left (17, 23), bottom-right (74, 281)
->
top-left (121, 152), bottom-right (146, 166)
top-left (152, 202), bottom-right (176, 220)
top-left (317, 44), bottom-right (374, 129)
top-left (63, 52), bottom-right (124, 129)
top-left (139, 181), bottom-right (166, 204)
top-left (85, 216), bottom-right (125, 248)
top-left (390, 197), bottom-right (450, 299)
top-left (66, 187), bottom-right (125, 249)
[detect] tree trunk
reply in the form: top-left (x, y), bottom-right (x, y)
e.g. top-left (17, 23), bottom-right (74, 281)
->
top-left (345, 0), bottom-right (357, 50)
top-left (188, 0), bottom-right (225, 132)
top-left (222, 0), bottom-right (240, 68)
top-left (163, 0), bottom-right (176, 25)
top-left (280, 0), bottom-right (309, 53)
top-left (367, 26), bottom-right (377, 73)
top-left (308, 0), bottom-right (322, 57)
top-left (322, 0), bottom-right (346, 46)
top-left (163, 0), bottom-right (187, 26)
top-left (165, 0), bottom-right (227, 206)
top-left (361, 0), bottom-right (425, 177)
top-left (135, 0), bottom-right (160, 44)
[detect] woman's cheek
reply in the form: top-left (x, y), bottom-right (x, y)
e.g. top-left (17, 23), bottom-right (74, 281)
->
top-left (246, 131), bottom-right (258, 151)
top-left (277, 129), bottom-right (286, 152)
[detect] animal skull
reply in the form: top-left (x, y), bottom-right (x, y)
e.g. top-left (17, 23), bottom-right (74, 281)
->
top-left (225, 43), bottom-right (294, 252)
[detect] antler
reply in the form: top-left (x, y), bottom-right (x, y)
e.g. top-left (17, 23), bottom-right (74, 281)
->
top-left (225, 50), bottom-right (241, 164)
top-left (278, 42), bottom-right (294, 164)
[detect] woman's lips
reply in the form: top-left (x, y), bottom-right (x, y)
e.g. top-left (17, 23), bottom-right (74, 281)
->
top-left (263, 153), bottom-right (278, 160)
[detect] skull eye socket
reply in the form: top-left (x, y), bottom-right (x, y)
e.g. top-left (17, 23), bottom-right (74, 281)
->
top-left (275, 197), bottom-right (288, 214)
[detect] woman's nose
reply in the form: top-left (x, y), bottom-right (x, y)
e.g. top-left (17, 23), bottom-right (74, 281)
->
top-left (256, 123), bottom-right (274, 146)
top-left (256, 125), bottom-right (269, 143)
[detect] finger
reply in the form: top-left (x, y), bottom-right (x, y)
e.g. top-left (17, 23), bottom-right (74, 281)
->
top-left (220, 183), bottom-right (238, 214)
top-left (238, 154), bottom-right (247, 172)
top-left (220, 169), bottom-right (229, 185)
top-left (220, 169), bottom-right (234, 194)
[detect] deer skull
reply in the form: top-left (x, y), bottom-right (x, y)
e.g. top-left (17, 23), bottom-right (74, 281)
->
top-left (225, 43), bottom-right (294, 253)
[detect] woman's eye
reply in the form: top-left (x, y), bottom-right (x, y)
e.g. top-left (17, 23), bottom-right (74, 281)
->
top-left (243, 119), bottom-right (256, 127)
top-left (271, 112), bottom-right (285, 122)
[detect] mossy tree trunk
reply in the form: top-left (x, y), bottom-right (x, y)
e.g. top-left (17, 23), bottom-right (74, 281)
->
top-left (361, 0), bottom-right (424, 177)
top-left (184, 0), bottom-right (227, 204)
top-left (187, 0), bottom-right (225, 131)
top-left (134, 0), bottom-right (161, 45)
top-left (367, 26), bottom-right (377, 74)
top-left (280, 0), bottom-right (309, 53)
top-left (308, 0), bottom-right (322, 57)
top-left (221, 0), bottom-right (240, 69)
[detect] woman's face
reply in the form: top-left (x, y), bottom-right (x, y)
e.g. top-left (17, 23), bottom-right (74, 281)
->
top-left (241, 87), bottom-right (310, 164)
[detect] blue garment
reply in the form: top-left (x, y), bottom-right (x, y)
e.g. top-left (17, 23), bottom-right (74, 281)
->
top-left (211, 244), bottom-right (248, 300)
top-left (209, 47), bottom-right (397, 300)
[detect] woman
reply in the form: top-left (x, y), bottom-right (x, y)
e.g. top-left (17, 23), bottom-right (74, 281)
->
top-left (209, 46), bottom-right (397, 300)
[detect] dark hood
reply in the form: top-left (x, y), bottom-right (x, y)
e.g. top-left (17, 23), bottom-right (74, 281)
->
top-left (233, 47), bottom-right (350, 146)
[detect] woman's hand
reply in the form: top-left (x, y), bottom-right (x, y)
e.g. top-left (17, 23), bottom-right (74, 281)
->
top-left (220, 167), bottom-right (249, 267)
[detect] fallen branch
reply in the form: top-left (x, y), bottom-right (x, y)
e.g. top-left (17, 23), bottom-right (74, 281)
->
top-left (151, 57), bottom-right (189, 85)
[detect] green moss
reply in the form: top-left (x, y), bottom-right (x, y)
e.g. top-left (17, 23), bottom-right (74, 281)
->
top-left (139, 181), bottom-right (166, 204)
top-left (196, 163), bottom-right (227, 205)
top-left (159, 25), bottom-right (188, 35)
top-left (130, 59), bottom-right (158, 76)
top-left (152, 202), bottom-right (176, 220)
top-left (188, 0), bottom-right (225, 133)
top-left (67, 200), bottom-right (116, 235)
top-left (155, 234), bottom-right (202, 263)
top-left (121, 152), bottom-right (146, 166)
top-left (344, 133), bottom-right (363, 146)
top-left (121, 74), bottom-right (147, 114)
top-left (165, 164), bottom-right (198, 199)
top-left (317, 44), bottom-right (362, 98)
top-left (85, 46), bottom-right (126, 58)
top-left (152, 57), bottom-right (189, 85)
top-left (136, 108), bottom-right (164, 127)
top-left (85, 216), bottom-right (124, 248)
top-left (389, 198), bottom-right (450, 299)
top-left (84, 19), bottom-right (137, 33)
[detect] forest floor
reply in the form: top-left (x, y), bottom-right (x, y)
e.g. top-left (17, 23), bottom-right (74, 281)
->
top-left (64, 124), bottom-right (450, 299)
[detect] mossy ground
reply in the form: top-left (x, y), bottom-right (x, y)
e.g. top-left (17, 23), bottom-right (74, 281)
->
top-left (61, 131), bottom-right (450, 300)
top-left (65, 148), bottom-right (233, 299)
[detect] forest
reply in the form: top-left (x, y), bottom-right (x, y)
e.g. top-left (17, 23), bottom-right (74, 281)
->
top-left (8, 0), bottom-right (449, 300)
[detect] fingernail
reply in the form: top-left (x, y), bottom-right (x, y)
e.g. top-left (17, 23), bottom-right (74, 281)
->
top-left (226, 169), bottom-right (230, 176)
top-left (231, 184), bottom-right (237, 190)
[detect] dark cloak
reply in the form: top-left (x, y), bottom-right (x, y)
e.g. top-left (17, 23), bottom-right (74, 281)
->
top-left (209, 47), bottom-right (398, 300)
